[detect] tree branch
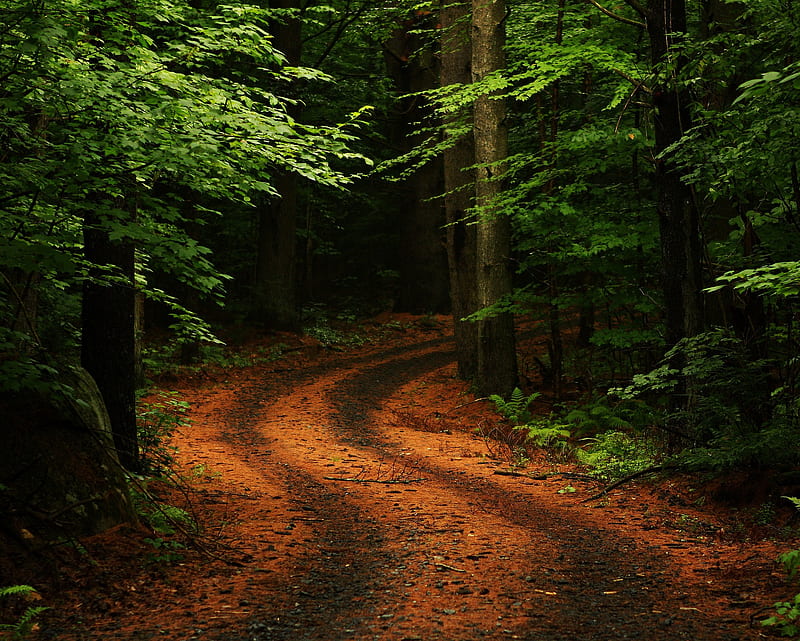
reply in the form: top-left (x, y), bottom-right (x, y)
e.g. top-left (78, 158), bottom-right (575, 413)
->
top-left (584, 0), bottom-right (646, 28)
top-left (614, 68), bottom-right (651, 93)
top-left (620, 0), bottom-right (649, 19)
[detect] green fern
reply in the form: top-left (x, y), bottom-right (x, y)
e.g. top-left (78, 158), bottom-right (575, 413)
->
top-left (784, 496), bottom-right (800, 512)
top-left (0, 586), bottom-right (34, 599)
top-left (0, 585), bottom-right (48, 640)
top-left (522, 421), bottom-right (571, 448)
top-left (490, 387), bottom-right (541, 425)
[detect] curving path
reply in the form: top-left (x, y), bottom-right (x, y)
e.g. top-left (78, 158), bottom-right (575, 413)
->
top-left (49, 321), bottom-right (773, 640)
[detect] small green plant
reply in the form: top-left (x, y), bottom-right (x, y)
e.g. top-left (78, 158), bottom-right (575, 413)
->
top-left (577, 430), bottom-right (658, 481)
top-left (143, 537), bottom-right (186, 565)
top-left (763, 593), bottom-right (800, 637)
top-left (517, 419), bottom-right (571, 450)
top-left (0, 585), bottom-right (48, 640)
top-left (304, 322), bottom-right (366, 347)
top-left (763, 497), bottom-right (800, 637)
top-left (136, 391), bottom-right (191, 474)
top-left (561, 395), bottom-right (658, 437)
top-left (779, 550), bottom-right (800, 583)
top-left (141, 501), bottom-right (195, 537)
top-left (490, 387), bottom-right (541, 425)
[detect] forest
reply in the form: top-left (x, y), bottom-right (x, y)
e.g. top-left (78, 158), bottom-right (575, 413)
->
top-left (3, 0), bottom-right (800, 638)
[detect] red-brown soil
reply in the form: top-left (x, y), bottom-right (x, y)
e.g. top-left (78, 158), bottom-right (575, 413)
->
top-left (7, 314), bottom-right (799, 640)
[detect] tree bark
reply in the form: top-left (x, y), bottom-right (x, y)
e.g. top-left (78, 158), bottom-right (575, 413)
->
top-left (255, 171), bottom-right (300, 330)
top-left (441, 0), bottom-right (479, 380)
top-left (472, 0), bottom-right (518, 395)
top-left (647, 0), bottom-right (703, 346)
top-left (81, 205), bottom-right (139, 472)
top-left (254, 0), bottom-right (303, 331)
top-left (384, 14), bottom-right (450, 314)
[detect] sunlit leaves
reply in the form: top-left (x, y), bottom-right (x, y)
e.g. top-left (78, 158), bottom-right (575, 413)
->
top-left (0, 0), bottom-right (370, 373)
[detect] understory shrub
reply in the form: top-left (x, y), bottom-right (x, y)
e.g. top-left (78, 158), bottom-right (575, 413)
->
top-left (136, 391), bottom-right (191, 475)
top-left (577, 431), bottom-right (658, 481)
top-left (611, 328), bottom-right (800, 469)
top-left (763, 498), bottom-right (800, 637)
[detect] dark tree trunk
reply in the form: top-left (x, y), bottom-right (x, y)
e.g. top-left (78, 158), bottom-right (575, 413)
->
top-left (254, 0), bottom-right (302, 331)
top-left (384, 14), bottom-right (450, 313)
top-left (255, 171), bottom-right (299, 330)
top-left (441, 0), bottom-right (479, 380)
top-left (472, 0), bottom-right (518, 396)
top-left (81, 207), bottom-right (139, 471)
top-left (647, 0), bottom-right (703, 346)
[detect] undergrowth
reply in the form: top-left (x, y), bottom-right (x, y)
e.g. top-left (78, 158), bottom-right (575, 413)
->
top-left (762, 497), bottom-right (800, 637)
top-left (142, 341), bottom-right (287, 379)
top-left (488, 389), bottom-right (659, 479)
top-left (133, 391), bottom-right (199, 566)
top-left (0, 585), bottom-right (47, 640)
top-left (137, 390), bottom-right (191, 475)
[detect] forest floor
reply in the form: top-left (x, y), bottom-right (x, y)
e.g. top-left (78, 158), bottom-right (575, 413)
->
top-left (8, 313), bottom-right (800, 640)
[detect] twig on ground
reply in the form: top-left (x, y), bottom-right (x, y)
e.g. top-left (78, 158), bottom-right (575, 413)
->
top-left (582, 465), bottom-right (667, 503)
top-left (323, 476), bottom-right (427, 484)
top-left (446, 397), bottom-right (491, 413)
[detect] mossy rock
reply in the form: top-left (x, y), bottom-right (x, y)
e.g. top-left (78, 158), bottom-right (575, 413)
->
top-left (0, 367), bottom-right (137, 543)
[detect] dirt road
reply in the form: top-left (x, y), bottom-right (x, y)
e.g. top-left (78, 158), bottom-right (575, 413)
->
top-left (42, 318), bottom-right (782, 640)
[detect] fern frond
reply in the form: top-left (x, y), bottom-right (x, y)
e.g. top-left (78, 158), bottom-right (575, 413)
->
top-left (0, 586), bottom-right (35, 599)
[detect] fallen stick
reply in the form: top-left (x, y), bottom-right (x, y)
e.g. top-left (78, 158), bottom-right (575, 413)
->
top-left (323, 476), bottom-right (427, 484)
top-left (582, 465), bottom-right (667, 503)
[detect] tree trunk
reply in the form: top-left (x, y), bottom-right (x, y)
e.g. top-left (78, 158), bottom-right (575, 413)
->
top-left (441, 0), bottom-right (479, 380)
top-left (647, 0), bottom-right (703, 346)
top-left (385, 15), bottom-right (450, 313)
top-left (472, 0), bottom-right (518, 395)
top-left (254, 0), bottom-right (302, 331)
top-left (81, 206), bottom-right (139, 472)
top-left (255, 171), bottom-right (299, 330)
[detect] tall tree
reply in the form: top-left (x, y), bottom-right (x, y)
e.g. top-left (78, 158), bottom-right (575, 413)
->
top-left (471, 0), bottom-right (518, 394)
top-left (254, 0), bottom-right (304, 331)
top-left (441, 0), bottom-right (479, 380)
top-left (81, 201), bottom-right (139, 471)
top-left (622, 0), bottom-right (703, 345)
top-left (385, 12), bottom-right (450, 313)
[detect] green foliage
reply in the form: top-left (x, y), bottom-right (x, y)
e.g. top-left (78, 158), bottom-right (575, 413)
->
top-left (708, 263), bottom-right (800, 301)
top-left (764, 498), bottom-right (800, 636)
top-left (136, 391), bottom-right (191, 475)
top-left (611, 328), bottom-right (796, 469)
top-left (516, 419), bottom-right (572, 452)
top-left (779, 550), bottom-right (800, 583)
top-left (490, 387), bottom-right (541, 425)
top-left (133, 491), bottom-right (195, 538)
top-left (577, 431), bottom-right (657, 482)
top-left (0, 586), bottom-right (48, 640)
top-left (0, 0), bottom-right (370, 393)
top-left (762, 593), bottom-right (800, 638)
top-left (304, 323), bottom-right (366, 348)
top-left (302, 306), bottom-right (368, 347)
top-left (561, 395), bottom-right (659, 438)
top-left (143, 537), bottom-right (186, 565)
top-left (142, 340), bottom-right (287, 379)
